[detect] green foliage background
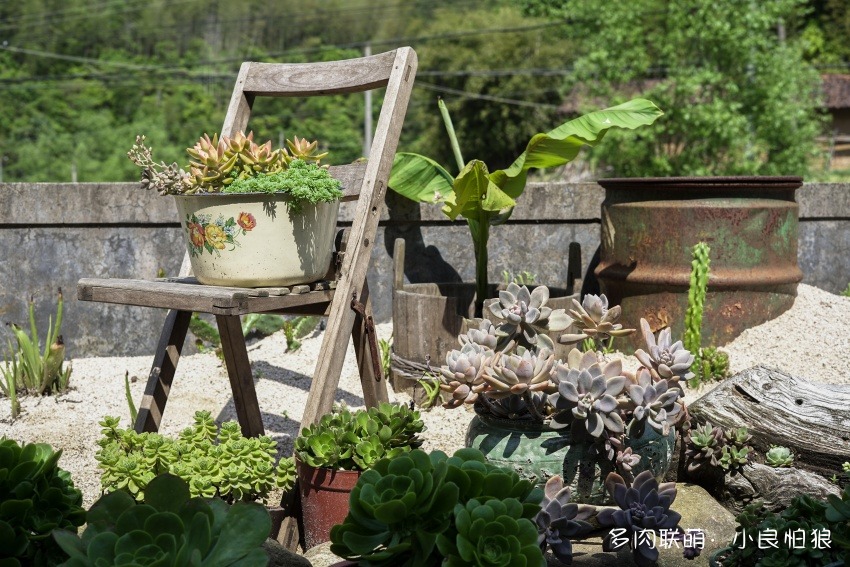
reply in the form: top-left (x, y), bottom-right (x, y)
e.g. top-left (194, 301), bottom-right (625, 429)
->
top-left (0, 0), bottom-right (847, 181)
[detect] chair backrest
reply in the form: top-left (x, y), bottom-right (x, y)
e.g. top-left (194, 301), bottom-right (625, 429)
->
top-left (177, 47), bottom-right (418, 276)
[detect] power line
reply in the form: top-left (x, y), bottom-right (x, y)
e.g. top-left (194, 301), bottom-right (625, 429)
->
top-left (416, 82), bottom-right (561, 110)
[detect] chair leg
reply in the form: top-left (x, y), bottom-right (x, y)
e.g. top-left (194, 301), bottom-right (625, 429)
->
top-left (216, 314), bottom-right (265, 437)
top-left (352, 280), bottom-right (389, 408)
top-left (135, 309), bottom-right (192, 433)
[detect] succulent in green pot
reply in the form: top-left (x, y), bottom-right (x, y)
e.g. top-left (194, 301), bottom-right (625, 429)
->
top-left (0, 438), bottom-right (85, 567)
top-left (52, 474), bottom-right (270, 566)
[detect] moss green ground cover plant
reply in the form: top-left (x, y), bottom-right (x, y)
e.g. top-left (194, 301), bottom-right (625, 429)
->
top-left (96, 411), bottom-right (295, 503)
top-left (0, 438), bottom-right (85, 567)
top-left (53, 474), bottom-right (270, 567)
top-left (389, 98), bottom-right (663, 313)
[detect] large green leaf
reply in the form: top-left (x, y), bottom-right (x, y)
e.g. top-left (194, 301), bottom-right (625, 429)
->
top-left (442, 160), bottom-right (515, 221)
top-left (388, 153), bottom-right (455, 204)
top-left (491, 98), bottom-right (664, 198)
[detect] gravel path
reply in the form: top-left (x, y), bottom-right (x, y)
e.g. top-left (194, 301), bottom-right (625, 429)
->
top-left (1, 283), bottom-right (848, 509)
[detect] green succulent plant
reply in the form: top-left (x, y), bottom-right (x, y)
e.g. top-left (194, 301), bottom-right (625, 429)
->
top-left (684, 422), bottom-right (725, 474)
top-left (330, 448), bottom-right (543, 567)
top-left (96, 411), bottom-right (294, 503)
top-left (53, 474), bottom-right (270, 567)
top-left (437, 498), bottom-right (544, 567)
top-left (720, 488), bottom-right (850, 567)
top-left (295, 402), bottom-right (424, 471)
top-left (683, 243), bottom-right (710, 362)
top-left (1, 289), bottom-right (72, 418)
top-left (0, 439), bottom-right (86, 567)
top-left (692, 346), bottom-right (730, 388)
top-left (765, 445), bottom-right (794, 468)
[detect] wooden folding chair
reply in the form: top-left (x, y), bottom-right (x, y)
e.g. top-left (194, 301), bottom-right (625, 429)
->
top-left (77, 47), bottom-right (417, 437)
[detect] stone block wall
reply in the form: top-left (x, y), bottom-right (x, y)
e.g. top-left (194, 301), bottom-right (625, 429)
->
top-left (0, 181), bottom-right (846, 357)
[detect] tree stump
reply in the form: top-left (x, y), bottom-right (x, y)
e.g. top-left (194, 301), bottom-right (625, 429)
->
top-left (687, 366), bottom-right (850, 479)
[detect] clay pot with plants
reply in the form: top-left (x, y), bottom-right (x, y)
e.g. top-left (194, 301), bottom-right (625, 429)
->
top-left (293, 402), bottom-right (426, 549)
top-left (128, 132), bottom-right (344, 287)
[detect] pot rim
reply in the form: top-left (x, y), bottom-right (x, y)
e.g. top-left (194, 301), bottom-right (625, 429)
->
top-left (172, 191), bottom-right (342, 201)
top-left (597, 175), bottom-right (802, 191)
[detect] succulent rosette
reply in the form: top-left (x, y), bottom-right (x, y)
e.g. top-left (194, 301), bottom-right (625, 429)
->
top-left (535, 475), bottom-right (595, 563)
top-left (559, 293), bottom-right (635, 345)
top-left (548, 353), bottom-right (628, 438)
top-left (488, 282), bottom-right (571, 351)
top-left (439, 342), bottom-right (493, 408)
top-left (625, 367), bottom-right (683, 436)
top-left (634, 318), bottom-right (695, 385)
top-left (597, 471), bottom-right (683, 567)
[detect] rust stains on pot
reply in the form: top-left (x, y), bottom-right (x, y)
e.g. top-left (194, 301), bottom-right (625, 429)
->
top-left (595, 176), bottom-right (803, 351)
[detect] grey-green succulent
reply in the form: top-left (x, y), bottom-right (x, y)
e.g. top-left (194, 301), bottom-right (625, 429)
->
top-left (487, 283), bottom-right (572, 351)
top-left (548, 354), bottom-right (628, 438)
top-left (483, 346), bottom-right (556, 399)
top-left (624, 367), bottom-right (684, 437)
top-left (684, 422), bottom-right (725, 474)
top-left (634, 318), bottom-right (695, 386)
top-left (438, 342), bottom-right (493, 409)
top-left (459, 318), bottom-right (499, 351)
top-left (559, 294), bottom-right (635, 347)
top-left (535, 475), bottom-right (594, 564)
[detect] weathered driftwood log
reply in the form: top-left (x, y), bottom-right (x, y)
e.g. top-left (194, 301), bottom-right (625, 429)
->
top-left (721, 463), bottom-right (841, 515)
top-left (688, 366), bottom-right (850, 479)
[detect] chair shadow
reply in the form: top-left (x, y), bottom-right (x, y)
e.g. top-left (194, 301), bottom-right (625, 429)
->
top-left (214, 359), bottom-right (365, 452)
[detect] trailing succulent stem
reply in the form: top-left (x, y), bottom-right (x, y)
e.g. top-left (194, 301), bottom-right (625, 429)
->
top-left (684, 242), bottom-right (710, 356)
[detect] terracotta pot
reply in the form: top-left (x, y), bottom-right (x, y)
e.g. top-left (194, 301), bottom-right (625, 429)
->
top-left (295, 458), bottom-right (361, 549)
top-left (174, 193), bottom-right (339, 287)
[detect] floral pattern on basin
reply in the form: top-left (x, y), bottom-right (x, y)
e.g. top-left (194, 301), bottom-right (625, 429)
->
top-left (184, 211), bottom-right (256, 257)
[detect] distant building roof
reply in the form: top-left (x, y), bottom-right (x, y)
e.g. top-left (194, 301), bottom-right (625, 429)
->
top-left (821, 74), bottom-right (850, 109)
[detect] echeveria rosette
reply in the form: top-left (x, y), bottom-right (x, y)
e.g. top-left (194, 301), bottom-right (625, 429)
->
top-left (483, 346), bottom-right (556, 400)
top-left (459, 318), bottom-right (499, 350)
top-left (634, 318), bottom-right (695, 386)
top-left (684, 422), bottom-right (725, 475)
top-left (437, 498), bottom-right (546, 567)
top-left (765, 445), bottom-right (794, 468)
top-left (439, 342), bottom-right (493, 409)
top-left (535, 476), bottom-right (595, 564)
top-left (597, 471), bottom-right (683, 567)
top-left (559, 294), bottom-right (635, 346)
top-left (488, 283), bottom-right (572, 351)
top-left (625, 368), bottom-right (684, 437)
top-left (548, 354), bottom-right (628, 439)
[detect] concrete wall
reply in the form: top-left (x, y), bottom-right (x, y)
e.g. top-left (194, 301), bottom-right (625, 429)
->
top-left (1, 181), bottom-right (847, 357)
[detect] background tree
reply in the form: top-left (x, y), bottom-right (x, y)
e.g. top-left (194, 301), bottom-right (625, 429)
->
top-left (522, 0), bottom-right (826, 177)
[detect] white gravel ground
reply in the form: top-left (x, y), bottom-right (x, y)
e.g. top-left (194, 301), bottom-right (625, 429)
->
top-left (1, 283), bottom-right (848, 510)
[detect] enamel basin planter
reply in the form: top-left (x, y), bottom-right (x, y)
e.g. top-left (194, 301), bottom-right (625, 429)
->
top-left (174, 193), bottom-right (339, 287)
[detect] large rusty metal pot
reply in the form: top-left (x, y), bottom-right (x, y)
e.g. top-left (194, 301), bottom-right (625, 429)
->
top-left (595, 176), bottom-right (803, 351)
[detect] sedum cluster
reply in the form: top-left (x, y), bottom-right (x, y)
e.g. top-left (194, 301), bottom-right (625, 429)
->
top-left (95, 411), bottom-right (295, 503)
top-left (127, 131), bottom-right (331, 196)
top-left (684, 422), bottom-right (753, 476)
top-left (438, 284), bottom-right (693, 481)
top-left (295, 402), bottom-right (425, 471)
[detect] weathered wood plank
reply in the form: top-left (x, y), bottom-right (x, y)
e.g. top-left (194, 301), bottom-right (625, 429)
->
top-left (135, 309), bottom-right (192, 433)
top-left (688, 366), bottom-right (850, 478)
top-left (79, 277), bottom-right (335, 314)
top-left (216, 315), bottom-right (265, 437)
top-left (328, 162), bottom-right (366, 202)
top-left (300, 47), bottom-right (417, 429)
top-left (241, 51), bottom-right (397, 97)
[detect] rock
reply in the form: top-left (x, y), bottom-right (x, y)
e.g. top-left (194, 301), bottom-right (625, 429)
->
top-left (263, 538), bottom-right (313, 567)
top-left (302, 541), bottom-right (343, 567)
top-left (718, 463), bottom-right (841, 515)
